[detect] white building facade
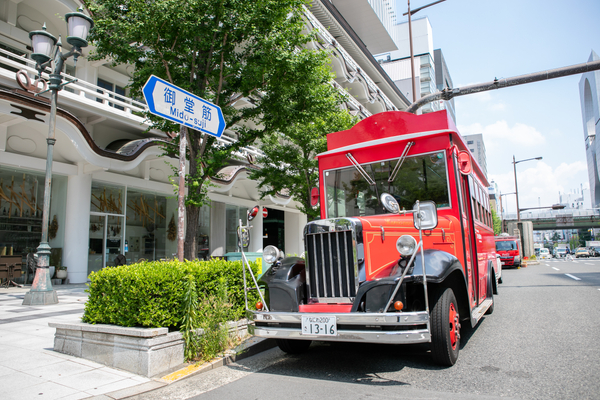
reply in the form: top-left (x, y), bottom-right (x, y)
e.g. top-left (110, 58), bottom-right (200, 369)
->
top-left (463, 133), bottom-right (488, 179)
top-left (0, 0), bottom-right (409, 283)
top-left (373, 16), bottom-right (455, 121)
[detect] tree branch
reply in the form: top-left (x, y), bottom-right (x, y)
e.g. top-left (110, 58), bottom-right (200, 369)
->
top-left (215, 33), bottom-right (228, 105)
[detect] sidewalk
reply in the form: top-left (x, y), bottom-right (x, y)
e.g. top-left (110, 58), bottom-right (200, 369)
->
top-left (0, 284), bottom-right (162, 400)
top-left (0, 283), bottom-right (274, 400)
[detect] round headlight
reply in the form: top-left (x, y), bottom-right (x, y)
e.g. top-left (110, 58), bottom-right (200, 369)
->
top-left (396, 235), bottom-right (417, 257)
top-left (263, 245), bottom-right (281, 264)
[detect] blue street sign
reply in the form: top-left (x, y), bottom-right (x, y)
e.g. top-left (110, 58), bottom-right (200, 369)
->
top-left (142, 75), bottom-right (225, 138)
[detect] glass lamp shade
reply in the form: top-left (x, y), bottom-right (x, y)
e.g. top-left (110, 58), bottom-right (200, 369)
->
top-left (65, 11), bottom-right (93, 48)
top-left (29, 29), bottom-right (57, 65)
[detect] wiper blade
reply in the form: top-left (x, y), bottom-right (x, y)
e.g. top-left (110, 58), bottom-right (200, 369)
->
top-left (388, 141), bottom-right (414, 183)
top-left (346, 153), bottom-right (375, 186)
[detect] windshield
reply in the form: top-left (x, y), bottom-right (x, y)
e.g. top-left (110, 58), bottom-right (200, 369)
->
top-left (324, 151), bottom-right (450, 218)
top-left (496, 241), bottom-right (518, 251)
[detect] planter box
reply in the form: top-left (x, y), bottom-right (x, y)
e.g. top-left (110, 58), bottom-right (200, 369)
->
top-left (49, 320), bottom-right (249, 377)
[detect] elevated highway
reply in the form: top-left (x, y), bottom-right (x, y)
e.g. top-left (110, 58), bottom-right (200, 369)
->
top-left (503, 209), bottom-right (600, 231)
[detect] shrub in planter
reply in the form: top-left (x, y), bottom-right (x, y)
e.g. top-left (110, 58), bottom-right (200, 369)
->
top-left (83, 259), bottom-right (260, 328)
top-left (83, 259), bottom-right (260, 360)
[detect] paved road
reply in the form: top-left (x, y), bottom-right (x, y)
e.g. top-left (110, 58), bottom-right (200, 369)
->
top-left (134, 259), bottom-right (600, 400)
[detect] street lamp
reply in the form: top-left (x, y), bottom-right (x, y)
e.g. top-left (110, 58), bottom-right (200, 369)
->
top-left (513, 155), bottom-right (542, 222)
top-left (23, 8), bottom-right (93, 306)
top-left (403, 0), bottom-right (446, 103)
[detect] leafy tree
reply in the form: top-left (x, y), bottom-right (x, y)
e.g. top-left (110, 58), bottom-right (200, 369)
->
top-left (85, 0), bottom-right (335, 258)
top-left (551, 232), bottom-right (561, 242)
top-left (250, 99), bottom-right (356, 221)
top-left (569, 234), bottom-right (579, 251)
top-left (491, 209), bottom-right (501, 235)
top-left (578, 228), bottom-right (592, 247)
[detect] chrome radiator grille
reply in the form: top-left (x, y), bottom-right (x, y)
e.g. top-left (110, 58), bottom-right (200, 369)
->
top-left (305, 228), bottom-right (358, 302)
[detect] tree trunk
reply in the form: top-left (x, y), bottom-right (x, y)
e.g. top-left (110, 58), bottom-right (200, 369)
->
top-left (184, 205), bottom-right (199, 260)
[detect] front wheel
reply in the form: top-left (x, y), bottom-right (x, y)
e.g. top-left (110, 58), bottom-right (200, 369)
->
top-left (430, 288), bottom-right (460, 366)
top-left (276, 339), bottom-right (312, 354)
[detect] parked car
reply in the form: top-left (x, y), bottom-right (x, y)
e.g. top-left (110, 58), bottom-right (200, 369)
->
top-left (575, 247), bottom-right (590, 258)
top-left (539, 248), bottom-right (551, 259)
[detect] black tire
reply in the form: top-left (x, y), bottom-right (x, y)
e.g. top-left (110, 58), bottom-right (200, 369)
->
top-left (492, 271), bottom-right (498, 295)
top-left (485, 271), bottom-right (495, 315)
top-left (430, 288), bottom-right (460, 366)
top-left (276, 339), bottom-right (312, 354)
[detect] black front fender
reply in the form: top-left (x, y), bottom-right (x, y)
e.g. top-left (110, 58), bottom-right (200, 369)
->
top-left (407, 249), bottom-right (465, 284)
top-left (258, 257), bottom-right (305, 312)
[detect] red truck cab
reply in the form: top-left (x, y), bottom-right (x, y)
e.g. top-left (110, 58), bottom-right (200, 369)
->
top-left (495, 235), bottom-right (521, 267)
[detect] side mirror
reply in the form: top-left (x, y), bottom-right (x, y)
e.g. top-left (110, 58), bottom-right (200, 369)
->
top-left (413, 201), bottom-right (438, 230)
top-left (247, 205), bottom-right (260, 221)
top-left (310, 187), bottom-right (319, 207)
top-left (380, 193), bottom-right (400, 214)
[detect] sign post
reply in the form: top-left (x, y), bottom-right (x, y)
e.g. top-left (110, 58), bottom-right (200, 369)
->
top-left (143, 75), bottom-right (225, 261)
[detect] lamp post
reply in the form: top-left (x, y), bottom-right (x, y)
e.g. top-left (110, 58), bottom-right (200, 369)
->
top-left (512, 155), bottom-right (542, 222)
top-left (403, 0), bottom-right (446, 103)
top-left (23, 8), bottom-right (93, 306)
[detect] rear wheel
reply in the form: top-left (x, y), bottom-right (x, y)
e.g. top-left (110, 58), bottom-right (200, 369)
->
top-left (276, 339), bottom-right (312, 354)
top-left (430, 288), bottom-right (460, 366)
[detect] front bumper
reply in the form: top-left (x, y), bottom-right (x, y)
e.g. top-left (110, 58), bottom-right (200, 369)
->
top-left (500, 256), bottom-right (519, 265)
top-left (248, 310), bottom-right (431, 344)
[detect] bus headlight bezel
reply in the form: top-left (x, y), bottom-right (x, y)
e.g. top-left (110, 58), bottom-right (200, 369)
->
top-left (396, 235), bottom-right (417, 257)
top-left (263, 245), bottom-right (283, 264)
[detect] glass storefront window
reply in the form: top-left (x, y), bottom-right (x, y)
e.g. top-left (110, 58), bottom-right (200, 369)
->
top-left (125, 189), bottom-right (176, 263)
top-left (88, 182), bottom-right (125, 275)
top-left (0, 167), bottom-right (67, 260)
top-left (197, 204), bottom-right (210, 260)
top-left (90, 182), bottom-right (124, 214)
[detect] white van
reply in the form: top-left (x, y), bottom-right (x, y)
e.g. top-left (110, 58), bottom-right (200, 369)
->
top-left (539, 248), bottom-right (551, 259)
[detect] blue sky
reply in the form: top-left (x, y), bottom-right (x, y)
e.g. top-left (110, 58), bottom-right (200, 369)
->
top-left (395, 0), bottom-right (600, 213)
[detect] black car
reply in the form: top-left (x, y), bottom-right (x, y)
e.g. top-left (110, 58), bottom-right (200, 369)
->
top-left (589, 247), bottom-right (600, 257)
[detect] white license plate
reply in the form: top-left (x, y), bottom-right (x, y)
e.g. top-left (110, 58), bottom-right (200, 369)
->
top-left (301, 315), bottom-right (337, 336)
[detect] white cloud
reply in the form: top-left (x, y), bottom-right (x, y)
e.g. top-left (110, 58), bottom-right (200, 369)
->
top-left (459, 120), bottom-right (546, 147)
top-left (489, 161), bottom-right (588, 213)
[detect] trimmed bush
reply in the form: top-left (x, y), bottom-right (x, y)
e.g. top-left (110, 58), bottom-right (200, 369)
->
top-left (83, 258), bottom-right (260, 330)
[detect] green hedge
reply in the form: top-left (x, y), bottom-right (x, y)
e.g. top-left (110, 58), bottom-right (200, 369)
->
top-left (82, 258), bottom-right (261, 330)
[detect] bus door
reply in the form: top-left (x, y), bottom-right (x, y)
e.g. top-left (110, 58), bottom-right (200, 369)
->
top-left (455, 167), bottom-right (479, 309)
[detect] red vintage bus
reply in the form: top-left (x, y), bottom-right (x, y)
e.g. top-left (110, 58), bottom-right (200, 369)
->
top-left (245, 110), bottom-right (499, 366)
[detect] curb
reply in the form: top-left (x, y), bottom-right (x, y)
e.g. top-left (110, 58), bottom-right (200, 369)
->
top-left (88, 337), bottom-right (277, 399)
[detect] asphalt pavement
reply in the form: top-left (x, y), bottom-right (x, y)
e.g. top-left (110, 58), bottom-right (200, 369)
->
top-left (3, 257), bottom-right (599, 400)
top-left (128, 257), bottom-right (600, 400)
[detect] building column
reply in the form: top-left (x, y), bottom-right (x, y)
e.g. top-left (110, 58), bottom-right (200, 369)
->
top-left (249, 208), bottom-right (263, 253)
top-left (210, 201), bottom-right (226, 257)
top-left (62, 172), bottom-right (92, 283)
top-left (285, 212), bottom-right (307, 257)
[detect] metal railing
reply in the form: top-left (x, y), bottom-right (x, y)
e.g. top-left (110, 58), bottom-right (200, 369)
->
top-left (303, 5), bottom-right (398, 112)
top-left (0, 47), bottom-right (147, 113)
top-left (0, 46), bottom-right (264, 159)
top-left (503, 208), bottom-right (600, 221)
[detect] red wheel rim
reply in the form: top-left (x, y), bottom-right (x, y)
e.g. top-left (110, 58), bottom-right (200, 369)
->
top-left (449, 303), bottom-right (459, 350)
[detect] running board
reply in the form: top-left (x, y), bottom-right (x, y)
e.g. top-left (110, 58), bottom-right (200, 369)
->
top-left (470, 298), bottom-right (493, 326)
